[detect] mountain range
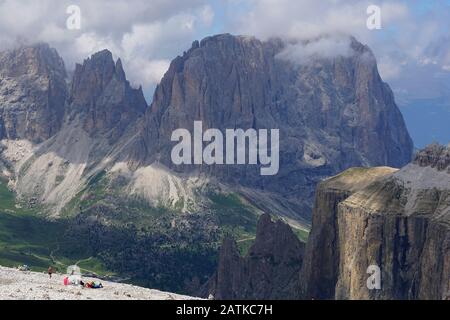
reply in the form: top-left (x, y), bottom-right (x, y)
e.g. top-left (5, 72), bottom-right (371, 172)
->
top-left (0, 34), bottom-right (416, 295)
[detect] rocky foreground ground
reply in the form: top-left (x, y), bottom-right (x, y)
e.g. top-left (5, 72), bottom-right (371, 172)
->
top-left (0, 266), bottom-right (198, 300)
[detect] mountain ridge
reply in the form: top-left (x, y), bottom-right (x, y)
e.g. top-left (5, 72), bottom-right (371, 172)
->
top-left (0, 33), bottom-right (415, 293)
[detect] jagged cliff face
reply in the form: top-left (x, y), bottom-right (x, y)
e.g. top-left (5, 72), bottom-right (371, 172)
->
top-left (336, 146), bottom-right (450, 300)
top-left (203, 214), bottom-right (305, 300)
top-left (0, 34), bottom-right (413, 222)
top-left (0, 47), bottom-right (147, 214)
top-left (0, 44), bottom-right (67, 143)
top-left (69, 50), bottom-right (147, 143)
top-left (301, 145), bottom-right (450, 300)
top-left (299, 167), bottom-right (398, 299)
top-left (129, 34), bottom-right (413, 220)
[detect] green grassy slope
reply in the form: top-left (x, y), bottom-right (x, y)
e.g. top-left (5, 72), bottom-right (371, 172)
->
top-left (0, 173), bottom-right (310, 294)
top-left (0, 179), bottom-right (112, 275)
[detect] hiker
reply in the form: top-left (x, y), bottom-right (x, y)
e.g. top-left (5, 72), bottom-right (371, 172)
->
top-left (48, 266), bottom-right (54, 279)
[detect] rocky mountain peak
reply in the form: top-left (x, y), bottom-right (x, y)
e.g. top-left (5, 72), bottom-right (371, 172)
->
top-left (249, 214), bottom-right (304, 261)
top-left (0, 43), bottom-right (67, 143)
top-left (68, 49), bottom-right (147, 140)
top-left (202, 214), bottom-right (304, 300)
top-left (70, 49), bottom-right (118, 105)
top-left (414, 143), bottom-right (450, 171)
top-left (131, 33), bottom-right (413, 221)
top-left (0, 43), bottom-right (66, 79)
top-left (114, 58), bottom-right (126, 82)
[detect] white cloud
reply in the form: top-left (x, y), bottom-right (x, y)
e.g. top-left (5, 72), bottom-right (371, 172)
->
top-left (276, 36), bottom-right (354, 65)
top-left (378, 60), bottom-right (402, 80)
top-left (224, 0), bottom-right (450, 102)
top-left (199, 5), bottom-right (215, 26)
top-left (222, 0), bottom-right (415, 74)
top-left (227, 1), bottom-right (448, 71)
top-left (132, 59), bottom-right (171, 87)
top-left (74, 33), bottom-right (120, 59)
top-left (0, 0), bottom-right (448, 104)
top-left (0, 0), bottom-right (213, 96)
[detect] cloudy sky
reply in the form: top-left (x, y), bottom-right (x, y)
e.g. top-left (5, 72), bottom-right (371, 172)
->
top-left (0, 0), bottom-right (449, 109)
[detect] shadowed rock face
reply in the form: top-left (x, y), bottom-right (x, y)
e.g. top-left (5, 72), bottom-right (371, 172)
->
top-left (299, 167), bottom-right (398, 299)
top-left (0, 35), bottom-right (413, 223)
top-left (129, 33), bottom-right (413, 220)
top-left (69, 49), bottom-right (147, 143)
top-left (0, 46), bottom-right (147, 146)
top-left (300, 146), bottom-right (450, 300)
top-left (0, 43), bottom-right (67, 143)
top-left (203, 214), bottom-right (305, 300)
top-left (0, 46), bottom-right (149, 215)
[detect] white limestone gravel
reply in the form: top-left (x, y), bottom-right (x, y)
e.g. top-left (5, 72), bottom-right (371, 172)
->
top-left (0, 266), bottom-right (199, 300)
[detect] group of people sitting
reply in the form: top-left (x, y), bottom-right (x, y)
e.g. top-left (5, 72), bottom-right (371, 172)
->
top-left (63, 275), bottom-right (103, 289)
top-left (47, 265), bottom-right (103, 289)
top-left (17, 264), bottom-right (104, 289)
